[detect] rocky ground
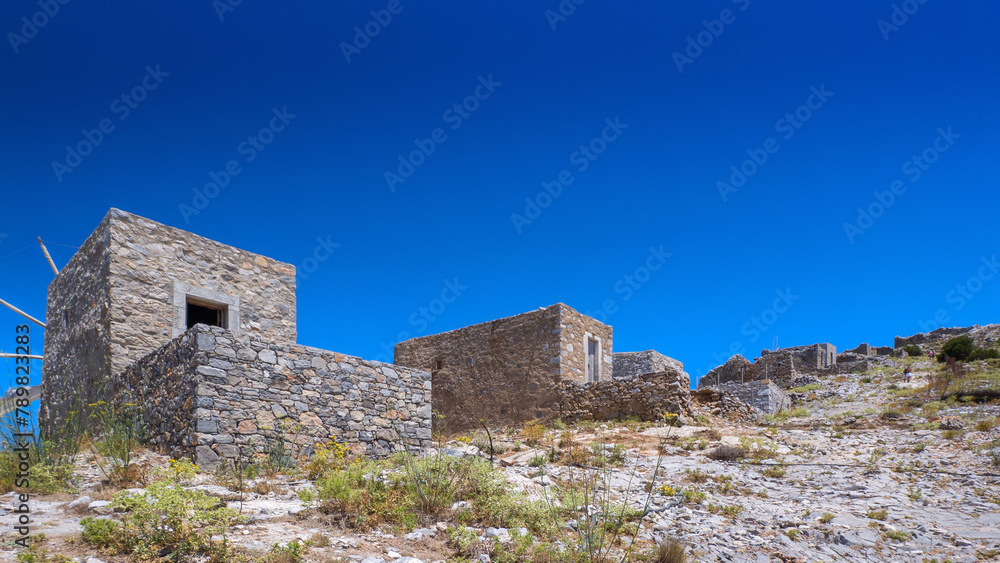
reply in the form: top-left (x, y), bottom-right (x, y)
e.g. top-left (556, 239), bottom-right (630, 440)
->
top-left (1, 358), bottom-right (998, 563)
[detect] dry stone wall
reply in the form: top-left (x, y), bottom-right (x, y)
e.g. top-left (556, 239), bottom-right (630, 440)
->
top-left (42, 208), bottom-right (298, 434)
top-left (612, 350), bottom-right (684, 379)
top-left (40, 216), bottom-right (112, 432)
top-left (107, 209), bottom-right (297, 374)
top-left (394, 304), bottom-right (612, 431)
top-left (699, 354), bottom-right (794, 389)
top-left (118, 325), bottom-right (432, 469)
top-left (718, 380), bottom-right (791, 415)
top-left (552, 370), bottom-right (691, 422)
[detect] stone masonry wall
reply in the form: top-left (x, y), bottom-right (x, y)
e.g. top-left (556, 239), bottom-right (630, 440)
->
top-left (394, 305), bottom-right (564, 432)
top-left (40, 215), bottom-right (112, 432)
top-left (394, 304), bottom-right (612, 432)
top-left (699, 354), bottom-right (794, 389)
top-left (718, 380), bottom-right (791, 415)
top-left (612, 350), bottom-right (684, 379)
top-left (119, 325), bottom-right (432, 469)
top-left (107, 209), bottom-right (297, 376)
top-left (557, 306), bottom-right (613, 382)
top-left (41, 208), bottom-right (298, 435)
top-left (552, 370), bottom-right (691, 422)
top-left (116, 329), bottom-right (202, 460)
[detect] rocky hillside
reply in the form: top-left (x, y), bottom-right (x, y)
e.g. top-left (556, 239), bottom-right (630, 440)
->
top-left (1, 356), bottom-right (998, 563)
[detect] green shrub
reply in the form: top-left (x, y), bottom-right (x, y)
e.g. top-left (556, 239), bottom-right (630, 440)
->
top-left (941, 336), bottom-right (974, 361)
top-left (970, 348), bottom-right (1000, 361)
top-left (884, 530), bottom-right (911, 541)
top-left (866, 508), bottom-right (888, 520)
top-left (80, 461), bottom-right (242, 559)
top-left (902, 344), bottom-right (922, 357)
top-left (269, 540), bottom-right (308, 563)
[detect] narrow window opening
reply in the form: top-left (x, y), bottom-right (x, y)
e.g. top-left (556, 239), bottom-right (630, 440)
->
top-left (435, 359), bottom-right (443, 370)
top-left (62, 310), bottom-right (69, 329)
top-left (186, 298), bottom-right (227, 329)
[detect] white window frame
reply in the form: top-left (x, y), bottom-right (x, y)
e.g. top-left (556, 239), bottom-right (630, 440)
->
top-left (171, 281), bottom-right (240, 337)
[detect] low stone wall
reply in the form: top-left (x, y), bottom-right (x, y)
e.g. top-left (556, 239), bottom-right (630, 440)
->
top-left (552, 370), bottom-right (691, 422)
top-left (117, 329), bottom-right (202, 460)
top-left (612, 350), bottom-right (683, 379)
top-left (120, 325), bottom-right (432, 468)
top-left (828, 360), bottom-right (872, 374)
top-left (718, 380), bottom-right (791, 415)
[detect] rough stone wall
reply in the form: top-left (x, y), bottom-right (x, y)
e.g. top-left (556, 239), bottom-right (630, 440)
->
top-left (699, 354), bottom-right (794, 389)
top-left (394, 304), bottom-right (612, 431)
top-left (844, 343), bottom-right (873, 357)
top-left (119, 325), bottom-right (431, 469)
top-left (553, 370), bottom-right (691, 422)
top-left (612, 350), bottom-right (684, 379)
top-left (41, 208), bottom-right (298, 434)
top-left (762, 343), bottom-right (836, 370)
top-left (829, 359), bottom-right (872, 374)
top-left (40, 215), bottom-right (112, 432)
top-left (718, 380), bottom-right (791, 415)
top-left (116, 329), bottom-right (202, 460)
top-left (556, 306), bottom-right (613, 382)
top-left (107, 209), bottom-right (297, 375)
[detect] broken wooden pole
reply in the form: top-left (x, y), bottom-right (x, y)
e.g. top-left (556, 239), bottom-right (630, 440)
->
top-left (37, 237), bottom-right (59, 276)
top-left (0, 298), bottom-right (46, 328)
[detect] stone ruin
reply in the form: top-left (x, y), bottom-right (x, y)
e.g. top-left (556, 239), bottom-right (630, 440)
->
top-left (41, 209), bottom-right (694, 464)
top-left (394, 305), bottom-right (691, 431)
top-left (41, 209), bottom-right (432, 468)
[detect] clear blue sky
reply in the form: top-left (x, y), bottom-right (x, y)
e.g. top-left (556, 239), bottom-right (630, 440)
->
top-left (1, 1), bottom-right (998, 387)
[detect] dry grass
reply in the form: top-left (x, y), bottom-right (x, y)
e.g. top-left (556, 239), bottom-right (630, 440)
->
top-left (655, 539), bottom-right (687, 563)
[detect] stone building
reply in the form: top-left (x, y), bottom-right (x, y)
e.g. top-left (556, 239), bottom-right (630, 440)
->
top-left (394, 304), bottom-right (690, 430)
top-left (41, 209), bottom-right (431, 467)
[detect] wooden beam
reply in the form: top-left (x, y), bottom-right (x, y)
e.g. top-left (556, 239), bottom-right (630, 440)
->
top-left (0, 384), bottom-right (42, 417)
top-left (0, 353), bottom-right (43, 360)
top-left (37, 237), bottom-right (58, 276)
top-left (0, 298), bottom-right (45, 328)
